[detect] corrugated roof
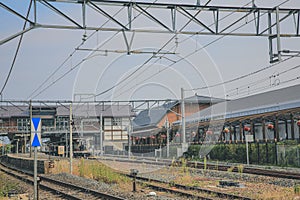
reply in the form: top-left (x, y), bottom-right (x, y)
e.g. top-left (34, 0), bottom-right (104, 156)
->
top-left (182, 84), bottom-right (300, 124)
top-left (132, 95), bottom-right (225, 131)
top-left (0, 106), bottom-right (28, 118)
top-left (133, 101), bottom-right (178, 130)
top-left (57, 104), bottom-right (135, 118)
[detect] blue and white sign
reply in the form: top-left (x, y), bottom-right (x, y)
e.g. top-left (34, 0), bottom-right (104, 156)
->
top-left (31, 118), bottom-right (41, 147)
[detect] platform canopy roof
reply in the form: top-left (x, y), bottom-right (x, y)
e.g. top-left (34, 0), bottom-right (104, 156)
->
top-left (179, 84), bottom-right (300, 125)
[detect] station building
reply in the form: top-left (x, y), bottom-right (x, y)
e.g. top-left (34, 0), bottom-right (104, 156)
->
top-left (0, 103), bottom-right (134, 156)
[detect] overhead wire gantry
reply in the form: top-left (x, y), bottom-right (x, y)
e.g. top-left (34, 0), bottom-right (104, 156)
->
top-left (0, 0), bottom-right (300, 62)
top-left (1, 0), bottom-right (300, 63)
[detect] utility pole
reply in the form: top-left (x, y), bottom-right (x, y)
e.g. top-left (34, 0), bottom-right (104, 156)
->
top-left (29, 100), bottom-right (32, 158)
top-left (128, 118), bottom-right (132, 159)
top-left (69, 103), bottom-right (73, 174)
top-left (100, 113), bottom-right (103, 156)
top-left (166, 118), bottom-right (170, 158)
top-left (181, 88), bottom-right (188, 153)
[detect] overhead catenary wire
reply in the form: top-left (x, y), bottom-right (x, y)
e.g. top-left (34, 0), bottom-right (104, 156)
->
top-left (189, 51), bottom-right (300, 91)
top-left (112, 0), bottom-right (294, 99)
top-left (29, 0), bottom-right (293, 100)
top-left (1, 0), bottom-right (33, 97)
top-left (92, 0), bottom-right (214, 100)
top-left (116, 0), bottom-right (294, 97)
top-left (105, 1), bottom-right (254, 99)
top-left (109, 1), bottom-right (276, 99)
top-left (28, 0), bottom-right (160, 100)
top-left (27, 5), bottom-right (127, 100)
top-left (225, 60), bottom-right (300, 98)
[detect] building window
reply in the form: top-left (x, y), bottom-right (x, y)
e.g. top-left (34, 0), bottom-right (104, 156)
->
top-left (112, 118), bottom-right (122, 126)
top-left (17, 118), bottom-right (30, 131)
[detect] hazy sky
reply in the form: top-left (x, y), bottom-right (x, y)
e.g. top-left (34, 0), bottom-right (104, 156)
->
top-left (1, 0), bottom-right (300, 101)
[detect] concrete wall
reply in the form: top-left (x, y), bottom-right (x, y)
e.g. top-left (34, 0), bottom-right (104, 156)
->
top-left (0, 154), bottom-right (47, 174)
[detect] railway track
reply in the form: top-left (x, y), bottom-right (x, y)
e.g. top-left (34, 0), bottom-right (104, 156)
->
top-left (96, 155), bottom-right (300, 180)
top-left (129, 174), bottom-right (252, 200)
top-left (185, 161), bottom-right (300, 180)
top-left (0, 159), bottom-right (252, 200)
top-left (0, 163), bottom-right (126, 200)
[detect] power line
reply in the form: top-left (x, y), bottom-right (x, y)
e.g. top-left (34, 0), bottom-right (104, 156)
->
top-left (109, 1), bottom-right (271, 99)
top-left (28, 0), bottom-right (293, 100)
top-left (113, 0), bottom-right (295, 99)
top-left (92, 0), bottom-right (214, 100)
top-left (27, 6), bottom-right (126, 100)
top-left (190, 52), bottom-right (300, 91)
top-left (225, 61), bottom-right (300, 98)
top-left (29, 0), bottom-right (162, 99)
top-left (106, 1), bottom-right (254, 99)
top-left (1, 0), bottom-right (33, 96)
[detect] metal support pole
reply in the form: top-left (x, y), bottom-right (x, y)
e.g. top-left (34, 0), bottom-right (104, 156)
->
top-left (30, 100), bottom-right (32, 158)
top-left (24, 123), bottom-right (28, 154)
top-left (128, 3), bottom-right (132, 30)
top-left (181, 88), bottom-right (188, 153)
top-left (181, 88), bottom-right (186, 144)
top-left (34, 0), bottom-right (37, 24)
top-left (166, 118), bottom-right (170, 158)
top-left (246, 140), bottom-right (249, 165)
top-left (100, 113), bottom-right (103, 156)
top-left (69, 103), bottom-right (73, 174)
top-left (268, 12), bottom-right (273, 62)
top-left (31, 101), bottom-right (38, 200)
top-left (82, 0), bottom-right (86, 28)
top-left (128, 119), bottom-right (132, 159)
top-left (33, 146), bottom-right (38, 200)
top-left (276, 6), bottom-right (282, 61)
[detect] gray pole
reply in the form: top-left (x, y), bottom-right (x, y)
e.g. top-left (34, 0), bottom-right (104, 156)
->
top-left (66, 121), bottom-right (68, 157)
top-left (24, 123), bottom-right (28, 154)
top-left (31, 101), bottom-right (38, 200)
top-left (181, 88), bottom-right (186, 144)
top-left (128, 118), bottom-right (132, 159)
top-left (166, 118), bottom-right (170, 158)
top-left (30, 100), bottom-right (32, 158)
top-left (69, 103), bottom-right (73, 174)
top-left (276, 6), bottom-right (282, 61)
top-left (33, 146), bottom-right (38, 199)
top-left (100, 113), bottom-right (103, 156)
top-left (246, 140), bottom-right (249, 165)
top-left (181, 88), bottom-right (188, 154)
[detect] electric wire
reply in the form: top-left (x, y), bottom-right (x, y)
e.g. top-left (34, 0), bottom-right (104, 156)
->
top-left (226, 60), bottom-right (300, 98)
top-left (27, 5), bottom-right (126, 100)
top-left (29, 0), bottom-right (160, 99)
top-left (29, 0), bottom-right (293, 100)
top-left (114, 0), bottom-right (295, 100)
top-left (189, 52), bottom-right (300, 91)
top-left (110, 1), bottom-right (273, 99)
top-left (92, 0), bottom-right (214, 100)
top-left (106, 1), bottom-right (254, 99)
top-left (0, 0), bottom-right (33, 97)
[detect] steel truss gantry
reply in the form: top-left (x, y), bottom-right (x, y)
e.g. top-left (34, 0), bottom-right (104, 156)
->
top-left (1, 0), bottom-right (300, 62)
